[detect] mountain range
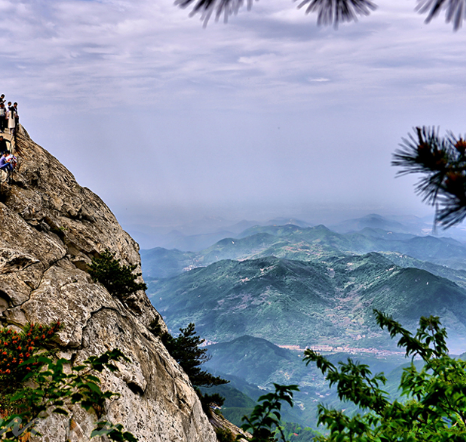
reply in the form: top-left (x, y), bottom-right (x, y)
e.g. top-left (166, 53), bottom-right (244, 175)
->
top-left (141, 215), bottom-right (466, 432)
top-left (142, 223), bottom-right (466, 280)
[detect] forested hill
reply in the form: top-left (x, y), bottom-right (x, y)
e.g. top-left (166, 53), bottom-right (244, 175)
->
top-left (147, 252), bottom-right (466, 352)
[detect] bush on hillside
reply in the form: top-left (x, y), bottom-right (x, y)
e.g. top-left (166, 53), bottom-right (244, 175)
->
top-left (88, 249), bottom-right (147, 301)
top-left (0, 321), bottom-right (136, 441)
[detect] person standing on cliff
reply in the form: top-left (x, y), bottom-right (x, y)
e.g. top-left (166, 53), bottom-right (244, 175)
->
top-left (0, 104), bottom-right (6, 133)
top-left (13, 103), bottom-right (18, 128)
top-left (7, 102), bottom-right (15, 135)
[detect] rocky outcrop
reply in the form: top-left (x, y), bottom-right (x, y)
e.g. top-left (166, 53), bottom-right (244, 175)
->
top-left (0, 126), bottom-right (218, 441)
top-left (209, 412), bottom-right (250, 441)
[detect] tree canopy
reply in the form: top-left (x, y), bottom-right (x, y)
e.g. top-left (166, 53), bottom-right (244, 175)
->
top-left (241, 311), bottom-right (466, 441)
top-left (161, 322), bottom-right (228, 388)
top-left (175, 0), bottom-right (466, 29)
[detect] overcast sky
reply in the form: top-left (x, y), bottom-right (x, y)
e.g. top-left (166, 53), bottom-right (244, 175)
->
top-left (2, 0), bottom-right (466, 241)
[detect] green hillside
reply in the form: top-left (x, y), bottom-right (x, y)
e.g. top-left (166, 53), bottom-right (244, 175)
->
top-left (147, 253), bottom-right (466, 351)
top-left (205, 335), bottom-right (305, 386)
top-left (382, 252), bottom-right (466, 289)
top-left (149, 257), bottom-right (336, 346)
top-left (148, 253), bottom-right (466, 347)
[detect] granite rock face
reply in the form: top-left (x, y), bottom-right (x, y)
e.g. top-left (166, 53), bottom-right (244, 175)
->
top-left (0, 127), bottom-right (218, 442)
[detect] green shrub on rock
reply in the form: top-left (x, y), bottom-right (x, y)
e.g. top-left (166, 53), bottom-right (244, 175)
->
top-left (216, 427), bottom-right (235, 442)
top-left (88, 249), bottom-right (147, 301)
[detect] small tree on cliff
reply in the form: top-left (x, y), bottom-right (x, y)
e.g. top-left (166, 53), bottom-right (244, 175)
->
top-left (162, 323), bottom-right (228, 389)
top-left (88, 250), bottom-right (147, 301)
top-left (150, 320), bottom-right (228, 415)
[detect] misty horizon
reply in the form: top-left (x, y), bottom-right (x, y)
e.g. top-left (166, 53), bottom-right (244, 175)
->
top-left (124, 208), bottom-right (466, 251)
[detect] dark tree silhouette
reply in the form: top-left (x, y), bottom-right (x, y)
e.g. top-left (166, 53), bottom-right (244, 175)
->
top-left (392, 126), bottom-right (466, 228)
top-left (162, 323), bottom-right (228, 388)
top-left (175, 0), bottom-right (466, 29)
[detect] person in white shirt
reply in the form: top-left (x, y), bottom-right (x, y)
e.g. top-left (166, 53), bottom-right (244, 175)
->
top-left (7, 102), bottom-right (15, 134)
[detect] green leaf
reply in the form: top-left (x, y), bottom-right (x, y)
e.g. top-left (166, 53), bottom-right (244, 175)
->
top-left (86, 382), bottom-right (102, 394)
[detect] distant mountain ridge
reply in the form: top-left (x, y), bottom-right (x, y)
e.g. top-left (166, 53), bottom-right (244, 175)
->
top-left (141, 222), bottom-right (466, 279)
top-left (329, 213), bottom-right (424, 234)
top-left (131, 217), bottom-right (312, 251)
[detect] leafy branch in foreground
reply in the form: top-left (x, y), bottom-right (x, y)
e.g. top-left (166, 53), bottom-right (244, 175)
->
top-left (238, 383), bottom-right (299, 442)
top-left (393, 126), bottom-right (466, 227)
top-left (0, 322), bottom-right (137, 441)
top-left (303, 309), bottom-right (466, 441)
top-left (241, 310), bottom-right (466, 441)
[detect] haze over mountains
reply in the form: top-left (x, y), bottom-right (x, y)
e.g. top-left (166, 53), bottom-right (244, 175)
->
top-left (140, 213), bottom-right (466, 430)
top-left (141, 215), bottom-right (466, 279)
top-left (131, 212), bottom-right (466, 251)
top-left (143, 214), bottom-right (466, 352)
top-left (130, 216), bottom-right (313, 251)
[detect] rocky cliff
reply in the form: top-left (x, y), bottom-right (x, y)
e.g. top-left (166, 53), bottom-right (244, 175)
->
top-left (0, 126), bottom-right (218, 441)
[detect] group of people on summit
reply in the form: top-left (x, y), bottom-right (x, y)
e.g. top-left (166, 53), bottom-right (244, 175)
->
top-left (0, 94), bottom-right (18, 134)
top-left (0, 94), bottom-right (18, 176)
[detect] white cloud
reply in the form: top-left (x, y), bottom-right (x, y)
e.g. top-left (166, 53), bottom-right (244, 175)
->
top-left (2, 0), bottom-right (465, 114)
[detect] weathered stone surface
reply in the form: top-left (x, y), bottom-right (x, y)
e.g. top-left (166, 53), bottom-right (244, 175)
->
top-left (210, 412), bottom-right (250, 441)
top-left (0, 126), bottom-right (217, 442)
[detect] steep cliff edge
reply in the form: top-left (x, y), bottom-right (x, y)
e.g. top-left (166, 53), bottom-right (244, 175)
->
top-left (0, 126), bottom-right (218, 441)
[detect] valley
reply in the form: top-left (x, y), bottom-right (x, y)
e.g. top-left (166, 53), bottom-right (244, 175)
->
top-left (146, 252), bottom-right (466, 351)
top-left (141, 214), bottom-right (466, 431)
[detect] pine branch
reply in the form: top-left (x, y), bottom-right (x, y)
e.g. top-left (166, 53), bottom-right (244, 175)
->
top-left (296, 0), bottom-right (376, 27)
top-left (392, 126), bottom-right (466, 228)
top-left (417, 0), bottom-right (466, 30)
top-left (175, 0), bottom-right (466, 29)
